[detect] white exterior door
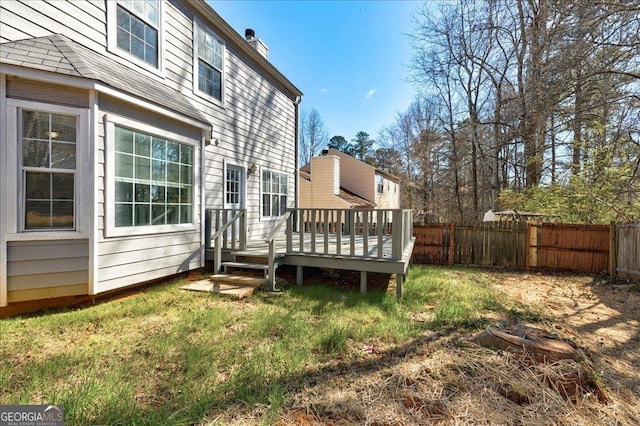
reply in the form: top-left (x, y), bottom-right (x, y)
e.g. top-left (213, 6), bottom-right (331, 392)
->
top-left (225, 165), bottom-right (245, 241)
top-left (225, 165), bottom-right (245, 210)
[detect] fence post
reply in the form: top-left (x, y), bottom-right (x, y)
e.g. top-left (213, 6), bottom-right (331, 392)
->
top-left (525, 222), bottom-right (531, 271)
top-left (448, 222), bottom-right (455, 265)
top-left (609, 221), bottom-right (617, 277)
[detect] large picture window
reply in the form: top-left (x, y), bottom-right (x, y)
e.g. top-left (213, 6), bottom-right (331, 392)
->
top-left (113, 126), bottom-right (193, 227)
top-left (21, 110), bottom-right (76, 230)
top-left (195, 23), bottom-right (224, 102)
top-left (112, 0), bottom-right (160, 68)
top-left (262, 170), bottom-right (288, 218)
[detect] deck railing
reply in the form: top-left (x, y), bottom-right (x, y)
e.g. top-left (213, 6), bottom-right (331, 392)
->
top-left (284, 208), bottom-right (414, 261)
top-left (206, 208), bottom-right (246, 273)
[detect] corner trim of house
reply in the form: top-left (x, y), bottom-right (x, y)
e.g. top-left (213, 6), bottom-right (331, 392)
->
top-left (88, 89), bottom-right (99, 295)
top-left (1, 73), bottom-right (7, 307)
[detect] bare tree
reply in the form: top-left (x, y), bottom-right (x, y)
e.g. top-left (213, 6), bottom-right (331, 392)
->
top-left (299, 108), bottom-right (329, 165)
top-left (406, 0), bottom-right (640, 222)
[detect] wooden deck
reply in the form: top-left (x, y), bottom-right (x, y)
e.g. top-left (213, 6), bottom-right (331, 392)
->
top-left (206, 208), bottom-right (415, 295)
top-left (226, 233), bottom-right (412, 272)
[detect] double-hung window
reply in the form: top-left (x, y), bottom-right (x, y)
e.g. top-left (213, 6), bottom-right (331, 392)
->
top-left (21, 110), bottom-right (77, 230)
top-left (195, 22), bottom-right (224, 102)
top-left (262, 170), bottom-right (288, 218)
top-left (377, 174), bottom-right (385, 194)
top-left (110, 0), bottom-right (161, 69)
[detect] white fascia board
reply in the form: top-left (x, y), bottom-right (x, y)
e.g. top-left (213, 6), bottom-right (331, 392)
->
top-left (94, 83), bottom-right (211, 132)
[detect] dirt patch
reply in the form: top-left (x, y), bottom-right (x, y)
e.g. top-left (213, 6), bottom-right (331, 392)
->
top-left (487, 271), bottom-right (640, 398)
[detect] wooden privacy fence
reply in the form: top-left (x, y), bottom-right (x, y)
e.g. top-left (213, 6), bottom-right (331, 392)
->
top-left (616, 223), bottom-right (640, 280)
top-left (526, 223), bottom-right (610, 274)
top-left (413, 222), bottom-right (640, 280)
top-left (413, 222), bottom-right (527, 268)
top-left (412, 223), bottom-right (454, 265)
top-left (456, 222), bottom-right (527, 267)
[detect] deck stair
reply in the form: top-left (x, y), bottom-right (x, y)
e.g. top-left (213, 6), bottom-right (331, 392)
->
top-left (222, 261), bottom-right (269, 276)
top-left (207, 248), bottom-right (281, 297)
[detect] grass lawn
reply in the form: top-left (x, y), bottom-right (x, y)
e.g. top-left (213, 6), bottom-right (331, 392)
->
top-left (1, 266), bottom-right (636, 425)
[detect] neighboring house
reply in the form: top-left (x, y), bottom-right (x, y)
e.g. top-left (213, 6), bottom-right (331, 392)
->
top-left (299, 148), bottom-right (400, 210)
top-left (0, 0), bottom-right (302, 310)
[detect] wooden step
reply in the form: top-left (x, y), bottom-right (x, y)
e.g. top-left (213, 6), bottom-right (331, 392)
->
top-left (222, 261), bottom-right (269, 270)
top-left (230, 250), bottom-right (285, 258)
top-left (210, 273), bottom-right (267, 288)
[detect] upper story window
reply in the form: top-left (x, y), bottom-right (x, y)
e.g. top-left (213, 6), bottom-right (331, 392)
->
top-left (377, 174), bottom-right (384, 194)
top-left (194, 22), bottom-right (224, 102)
top-left (21, 110), bottom-right (77, 230)
top-left (116, 0), bottom-right (159, 66)
top-left (107, 0), bottom-right (162, 72)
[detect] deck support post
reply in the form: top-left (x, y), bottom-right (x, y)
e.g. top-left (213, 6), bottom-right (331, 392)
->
top-left (360, 271), bottom-right (367, 293)
top-left (267, 240), bottom-right (276, 291)
top-left (296, 265), bottom-right (303, 286)
top-left (214, 235), bottom-right (222, 274)
top-left (396, 274), bottom-right (403, 298)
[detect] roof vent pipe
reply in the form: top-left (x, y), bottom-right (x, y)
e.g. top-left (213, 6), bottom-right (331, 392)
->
top-left (245, 28), bottom-right (255, 40)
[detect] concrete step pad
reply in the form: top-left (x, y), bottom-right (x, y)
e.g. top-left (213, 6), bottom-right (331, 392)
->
top-left (180, 280), bottom-right (256, 299)
top-left (210, 274), bottom-right (267, 288)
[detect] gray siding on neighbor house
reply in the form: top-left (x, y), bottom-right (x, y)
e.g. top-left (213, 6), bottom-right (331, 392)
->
top-left (6, 240), bottom-right (89, 302)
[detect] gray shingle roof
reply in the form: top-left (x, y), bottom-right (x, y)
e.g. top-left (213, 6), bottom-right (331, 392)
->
top-left (0, 35), bottom-right (208, 125)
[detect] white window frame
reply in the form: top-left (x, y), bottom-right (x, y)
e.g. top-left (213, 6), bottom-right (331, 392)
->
top-left (4, 99), bottom-right (89, 240)
top-left (106, 0), bottom-right (165, 75)
top-left (104, 114), bottom-right (199, 237)
top-left (376, 174), bottom-right (385, 194)
top-left (260, 168), bottom-right (289, 219)
top-left (193, 19), bottom-right (225, 107)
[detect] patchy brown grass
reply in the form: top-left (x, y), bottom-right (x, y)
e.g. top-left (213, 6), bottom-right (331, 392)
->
top-left (2, 267), bottom-right (638, 425)
top-left (212, 269), bottom-right (640, 425)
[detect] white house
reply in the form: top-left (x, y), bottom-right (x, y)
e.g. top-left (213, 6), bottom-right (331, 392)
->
top-left (0, 0), bottom-right (302, 312)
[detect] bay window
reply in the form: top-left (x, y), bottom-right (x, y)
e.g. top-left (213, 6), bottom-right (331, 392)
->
top-left (113, 126), bottom-right (193, 228)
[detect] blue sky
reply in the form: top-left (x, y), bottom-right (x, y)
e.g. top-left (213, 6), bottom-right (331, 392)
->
top-left (210, 0), bottom-right (423, 143)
